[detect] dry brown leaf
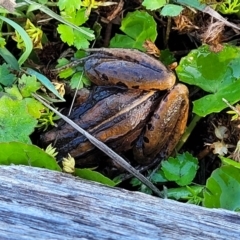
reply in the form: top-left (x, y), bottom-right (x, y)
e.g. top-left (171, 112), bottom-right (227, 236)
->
top-left (173, 14), bottom-right (199, 33)
top-left (143, 40), bottom-right (160, 57)
top-left (201, 19), bottom-right (224, 52)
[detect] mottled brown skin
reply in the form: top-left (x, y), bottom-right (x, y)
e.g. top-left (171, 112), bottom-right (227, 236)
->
top-left (42, 48), bottom-right (189, 166)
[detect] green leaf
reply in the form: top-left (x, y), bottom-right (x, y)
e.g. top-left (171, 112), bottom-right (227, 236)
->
top-left (219, 156), bottom-right (240, 170)
top-left (70, 72), bottom-right (83, 89)
top-left (60, 9), bottom-right (76, 24)
top-left (203, 165), bottom-right (240, 211)
top-left (24, 98), bottom-right (45, 119)
top-left (37, 0), bottom-right (48, 4)
top-left (0, 16), bottom-right (33, 66)
top-left (73, 28), bottom-right (93, 49)
top-left (193, 81), bottom-right (240, 117)
top-left (139, 184), bottom-right (153, 195)
top-left (173, 0), bottom-right (206, 11)
top-left (58, 22), bottom-right (93, 49)
top-left (176, 44), bottom-right (240, 116)
top-left (57, 0), bottom-right (69, 10)
top-left (167, 185), bottom-right (204, 201)
top-left (0, 96), bottom-right (37, 143)
top-left (142, 0), bottom-right (166, 10)
top-left (75, 168), bottom-right (116, 187)
top-left (0, 47), bottom-right (19, 70)
top-left (59, 68), bottom-right (75, 79)
top-left (58, 0), bottom-right (81, 11)
top-left (110, 10), bottom-right (157, 51)
top-left (56, 58), bottom-right (69, 67)
top-left (0, 63), bottom-right (16, 86)
top-left (217, 0), bottom-right (240, 14)
top-left (159, 49), bottom-right (176, 65)
top-left (70, 71), bottom-right (90, 89)
top-left (0, 36), bottom-right (6, 48)
top-left (18, 74), bottom-right (41, 97)
top-left (93, 21), bottom-right (102, 40)
top-left (0, 142), bottom-right (61, 171)
top-left (58, 24), bottom-right (74, 45)
top-left (78, 27), bottom-right (95, 41)
top-left (130, 177), bottom-right (141, 187)
top-left (121, 11), bottom-right (157, 44)
top-left (161, 152), bottom-right (198, 186)
top-left (160, 4), bottom-right (184, 17)
top-left (74, 50), bottom-right (87, 59)
top-left (75, 8), bottom-right (88, 25)
top-left (110, 34), bottom-right (138, 49)
top-left (5, 84), bottom-right (23, 100)
top-left (150, 169), bottom-right (168, 183)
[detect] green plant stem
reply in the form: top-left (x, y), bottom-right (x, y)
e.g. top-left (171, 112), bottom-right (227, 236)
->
top-left (44, 2), bottom-right (58, 7)
top-left (1, 32), bottom-right (15, 36)
top-left (176, 114), bottom-right (202, 152)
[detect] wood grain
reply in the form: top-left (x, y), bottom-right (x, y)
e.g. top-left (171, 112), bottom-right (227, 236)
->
top-left (0, 165), bottom-right (239, 239)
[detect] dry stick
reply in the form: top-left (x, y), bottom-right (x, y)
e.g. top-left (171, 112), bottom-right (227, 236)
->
top-left (203, 6), bottom-right (240, 31)
top-left (33, 93), bottom-right (164, 198)
top-left (164, 17), bottom-right (171, 48)
top-left (103, 22), bottom-right (112, 47)
top-left (174, 1), bottom-right (240, 31)
top-left (68, 71), bottom-right (84, 116)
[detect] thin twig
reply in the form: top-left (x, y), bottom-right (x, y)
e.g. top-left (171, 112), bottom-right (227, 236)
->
top-left (51, 57), bottom-right (88, 74)
top-left (68, 71), bottom-right (84, 116)
top-left (164, 17), bottom-right (171, 48)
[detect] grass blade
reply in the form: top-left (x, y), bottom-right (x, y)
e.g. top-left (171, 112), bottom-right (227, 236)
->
top-left (0, 15), bottom-right (33, 66)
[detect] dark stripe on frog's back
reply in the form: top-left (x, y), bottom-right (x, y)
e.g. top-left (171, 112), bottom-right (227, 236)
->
top-left (69, 86), bottom-right (126, 119)
top-left (70, 86), bottom-right (150, 130)
top-left (55, 86), bottom-right (125, 128)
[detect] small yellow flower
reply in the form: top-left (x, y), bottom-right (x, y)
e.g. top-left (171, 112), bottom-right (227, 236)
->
top-left (12, 19), bottom-right (43, 50)
top-left (45, 144), bottom-right (58, 158)
top-left (81, 0), bottom-right (117, 16)
top-left (62, 154), bottom-right (75, 173)
top-left (53, 82), bottom-right (65, 97)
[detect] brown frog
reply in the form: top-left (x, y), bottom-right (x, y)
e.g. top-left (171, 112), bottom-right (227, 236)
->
top-left (42, 48), bottom-right (189, 167)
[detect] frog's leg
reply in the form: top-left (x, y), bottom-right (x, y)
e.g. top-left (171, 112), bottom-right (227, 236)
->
top-left (133, 84), bottom-right (189, 164)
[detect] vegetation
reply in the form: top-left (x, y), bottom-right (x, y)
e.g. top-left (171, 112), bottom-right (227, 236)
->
top-left (1, 0), bottom-right (240, 211)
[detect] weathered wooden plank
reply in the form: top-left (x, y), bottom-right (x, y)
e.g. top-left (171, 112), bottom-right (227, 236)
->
top-left (0, 165), bottom-right (239, 240)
